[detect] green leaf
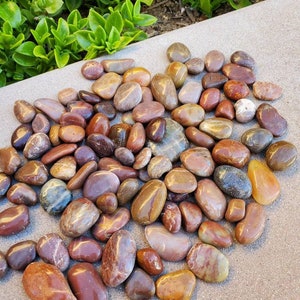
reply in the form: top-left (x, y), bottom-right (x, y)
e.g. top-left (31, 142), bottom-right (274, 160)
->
top-left (0, 72), bottom-right (6, 87)
top-left (0, 51), bottom-right (7, 64)
top-left (227, 0), bottom-right (252, 10)
top-left (13, 41), bottom-right (37, 67)
top-left (2, 22), bottom-right (13, 35)
top-left (120, 0), bottom-right (133, 21)
top-left (105, 11), bottom-right (123, 34)
top-left (94, 25), bottom-right (107, 45)
top-left (0, 1), bottom-right (22, 28)
top-left (140, 0), bottom-right (153, 5)
top-left (10, 33), bottom-right (25, 50)
top-left (133, 0), bottom-right (141, 17)
top-left (54, 48), bottom-right (70, 68)
top-left (107, 26), bottom-right (120, 45)
top-left (74, 30), bottom-right (93, 50)
top-left (133, 13), bottom-right (157, 26)
top-left (65, 0), bottom-right (82, 12)
top-left (88, 8), bottom-right (106, 31)
top-left (200, 0), bottom-right (213, 17)
top-left (33, 45), bottom-right (48, 60)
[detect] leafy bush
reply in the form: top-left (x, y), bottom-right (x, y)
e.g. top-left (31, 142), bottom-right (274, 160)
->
top-left (0, 0), bottom-right (156, 86)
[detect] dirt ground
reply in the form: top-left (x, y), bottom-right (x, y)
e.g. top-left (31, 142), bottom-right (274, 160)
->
top-left (142, 0), bottom-right (264, 37)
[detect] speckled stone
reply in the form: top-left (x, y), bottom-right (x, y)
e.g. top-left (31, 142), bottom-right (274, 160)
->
top-left (241, 128), bottom-right (273, 153)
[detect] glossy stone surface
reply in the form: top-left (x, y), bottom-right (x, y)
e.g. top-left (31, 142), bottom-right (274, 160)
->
top-left (199, 117), bottom-right (233, 140)
top-left (179, 201), bottom-right (203, 233)
top-left (162, 201), bottom-right (181, 233)
top-left (215, 99), bottom-right (235, 120)
top-left (0, 173), bottom-right (11, 197)
top-left (125, 268), bottom-right (156, 300)
top-left (0, 146), bottom-right (22, 175)
top-left (147, 155), bottom-right (172, 179)
top-left (156, 269), bottom-right (196, 300)
top-left (148, 118), bottom-right (189, 162)
top-left (205, 49), bottom-right (225, 72)
top-left (133, 147), bottom-right (152, 170)
top-left (40, 178), bottom-right (72, 215)
top-left (126, 122), bottom-right (146, 153)
top-left (58, 88), bottom-right (78, 105)
top-left (248, 159), bottom-right (280, 205)
top-left (67, 262), bottom-right (108, 300)
top-left (78, 90), bottom-right (100, 105)
top-left (23, 132), bottom-right (51, 159)
top-left (123, 66), bottom-right (151, 86)
top-left (180, 147), bottom-right (215, 177)
top-left (101, 58), bottom-right (135, 74)
top-left (83, 170), bottom-right (120, 202)
top-left (201, 72), bottom-right (228, 89)
top-left (59, 112), bottom-right (86, 128)
top-left (266, 141), bottom-right (297, 171)
top-left (165, 61), bottom-right (188, 88)
top-left (212, 139), bottom-right (250, 168)
top-left (178, 81), bottom-right (202, 104)
top-left (151, 73), bottom-right (178, 110)
top-left (167, 42), bottom-right (191, 63)
top-left (94, 102), bottom-right (116, 120)
top-left (171, 103), bottom-right (205, 126)
top-left (32, 113), bottom-right (50, 134)
top-left (185, 126), bottom-right (215, 149)
top-left (86, 133), bottom-right (115, 157)
top-left (6, 240), bottom-right (36, 270)
top-left (195, 179), bottom-right (226, 221)
top-left (230, 50), bottom-right (256, 70)
top-left (7, 182), bottom-right (37, 206)
top-left (223, 79), bottom-right (250, 101)
top-left (0, 204), bottom-right (30, 236)
top-left (34, 98), bottom-right (66, 123)
top-left (198, 220), bottom-right (233, 248)
top-left (13, 100), bottom-right (36, 123)
top-left (67, 101), bottom-right (94, 120)
top-left (256, 103), bottom-right (288, 137)
top-left (253, 81), bottom-right (283, 101)
top-left (114, 147), bottom-right (135, 166)
top-left (164, 167), bottom-right (197, 193)
top-left (131, 179), bottom-right (167, 225)
top-left (222, 63), bottom-right (256, 84)
top-left (132, 100), bottom-right (165, 123)
top-left (81, 60), bottom-right (104, 79)
top-left (145, 223), bottom-right (192, 262)
top-left (92, 207), bottom-right (130, 242)
top-left (101, 230), bottom-right (136, 287)
top-left (113, 82), bottom-right (142, 112)
top-left (50, 156), bottom-right (77, 180)
top-left (109, 123), bottom-right (132, 148)
top-left (22, 262), bottom-right (76, 300)
top-left (225, 198), bottom-right (246, 222)
top-left (145, 117), bottom-right (166, 142)
top-left (185, 57), bottom-right (204, 74)
top-left (11, 124), bottom-right (33, 150)
top-left (214, 165), bottom-right (252, 199)
top-left (235, 202), bottom-right (266, 244)
top-left (234, 98), bottom-right (256, 123)
top-left (68, 236), bottom-right (102, 263)
top-left (74, 145), bottom-right (97, 166)
top-left (37, 233), bottom-right (70, 272)
top-left (15, 160), bottom-right (48, 185)
top-left (41, 143), bottom-right (78, 165)
top-left (241, 128), bottom-right (273, 153)
top-left (49, 124), bottom-right (61, 146)
top-left (199, 88), bottom-right (221, 112)
top-left (60, 198), bottom-right (100, 238)
top-left (136, 248), bottom-right (164, 276)
top-left (92, 72), bottom-right (122, 99)
top-left (186, 242), bottom-right (229, 282)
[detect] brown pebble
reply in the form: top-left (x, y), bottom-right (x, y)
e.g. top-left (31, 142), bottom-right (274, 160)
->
top-left (179, 201), bottom-right (202, 233)
top-left (145, 117), bottom-right (166, 142)
top-left (225, 198), bottom-right (246, 222)
top-left (185, 57), bottom-right (204, 74)
top-left (222, 63), bottom-right (256, 84)
top-left (59, 125), bottom-right (85, 143)
top-left (81, 60), bottom-right (104, 80)
top-left (185, 126), bottom-right (215, 149)
top-left (166, 61), bottom-right (188, 88)
top-left (32, 113), bottom-right (50, 134)
top-left (147, 155), bottom-right (172, 179)
top-left (0, 146), bottom-right (22, 175)
top-left (7, 182), bottom-right (38, 206)
top-left (0, 251), bottom-right (7, 278)
top-left (60, 112), bottom-right (86, 128)
top-left (223, 79), bottom-right (250, 100)
top-left (126, 122), bottom-right (146, 153)
top-left (199, 88), bottom-right (221, 112)
top-left (41, 143), bottom-right (78, 165)
top-left (0, 173), bottom-right (11, 197)
top-left (171, 103), bottom-right (205, 126)
top-left (96, 192), bottom-right (118, 214)
top-left (23, 132), bottom-right (51, 159)
top-left (136, 248), bottom-right (164, 276)
top-left (11, 124), bottom-right (33, 150)
top-left (215, 99), bottom-right (235, 120)
top-left (85, 112), bottom-right (110, 136)
top-left (58, 87), bottom-right (78, 105)
top-left (123, 66), bottom-right (151, 86)
top-left (34, 98), bottom-right (66, 123)
top-left (161, 201), bottom-right (181, 233)
top-left (253, 81), bottom-right (283, 100)
top-left (67, 100), bottom-right (94, 120)
top-left (13, 100), bottom-right (36, 123)
top-left (205, 49), bottom-right (225, 72)
top-left (101, 58), bottom-right (135, 74)
top-left (132, 100), bottom-right (165, 123)
top-left (202, 72), bottom-right (228, 89)
top-left (92, 72), bottom-right (122, 99)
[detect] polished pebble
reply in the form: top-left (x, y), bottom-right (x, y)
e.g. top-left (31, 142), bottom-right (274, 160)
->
top-left (50, 156), bottom-right (77, 180)
top-left (132, 100), bottom-right (165, 123)
top-left (58, 87), bottom-right (78, 105)
top-left (68, 262), bottom-right (108, 300)
top-left (81, 60), bottom-right (104, 79)
top-left (241, 128), bottom-right (273, 153)
top-left (6, 240), bottom-right (36, 270)
top-left (101, 230), bottom-right (136, 287)
top-left (156, 269), bottom-right (196, 300)
top-left (214, 165), bottom-right (252, 199)
top-left (205, 49), bottom-right (225, 72)
top-left (102, 58), bottom-right (134, 74)
top-left (199, 117), bottom-right (233, 140)
top-left (39, 178), bottom-right (72, 215)
top-left (41, 143), bottom-right (78, 165)
top-left (126, 122), bottom-right (146, 153)
top-left (223, 79), bottom-right (250, 100)
top-left (23, 132), bottom-right (51, 159)
top-left (235, 202), bottom-right (266, 244)
top-left (36, 233), bottom-right (70, 271)
top-left (199, 88), bottom-right (221, 112)
top-left (212, 139), bottom-right (250, 168)
top-left (58, 125), bottom-right (85, 143)
top-left (162, 201), bottom-right (182, 233)
top-left (179, 201), bottom-right (203, 233)
top-left (60, 197), bottom-right (100, 238)
top-left (195, 179), bottom-right (226, 221)
top-left (178, 81), bottom-right (203, 104)
top-left (234, 98), bottom-right (256, 123)
top-left (185, 57), bottom-right (204, 74)
top-left (123, 66), bottom-right (151, 86)
top-left (171, 103), bottom-right (205, 126)
top-left (145, 223), bottom-right (192, 262)
top-left (256, 103), bottom-right (288, 137)
top-left (7, 182), bottom-right (37, 206)
top-left (34, 98), bottom-right (66, 123)
top-left (266, 140), bottom-right (297, 171)
top-left (225, 198), bottom-right (246, 222)
top-left (185, 126), bottom-right (215, 149)
top-left (11, 124), bottom-right (33, 150)
top-left (94, 102), bottom-right (116, 120)
top-left (92, 72), bottom-right (122, 99)
top-left (67, 100), bottom-right (94, 120)
top-left (109, 123), bottom-right (131, 148)
top-left (86, 133), bottom-right (115, 157)
top-left (136, 248), bottom-right (164, 276)
top-left (202, 72), bottom-right (228, 89)
top-left (133, 147), bottom-right (152, 170)
top-left (0, 251), bottom-right (7, 278)
top-left (248, 159), bottom-right (280, 205)
top-left (49, 124), bottom-right (61, 146)
top-left (32, 113), bottom-right (50, 134)
top-left (68, 236), bottom-right (102, 263)
top-left (78, 90), bottom-right (100, 104)
top-left (0, 146), bottom-right (22, 175)
top-left (180, 147), bottom-right (215, 177)
top-left (165, 61), bottom-right (188, 88)
top-left (230, 50), bottom-right (256, 70)
top-left (253, 81), bottom-right (283, 101)
top-left (198, 220), bottom-right (233, 248)
top-left (0, 204), bottom-right (30, 236)
top-left (74, 145), bottom-right (97, 166)
top-left (22, 262), bottom-right (76, 300)
top-left (96, 192), bottom-right (118, 214)
top-left (222, 63), bottom-right (256, 84)
top-left (125, 268), bottom-right (155, 300)
top-left (167, 42), bottom-right (191, 63)
top-left (60, 112), bottom-right (86, 128)
top-left (145, 117), bottom-right (166, 142)
top-left (0, 173), bottom-right (11, 197)
top-left (116, 178), bottom-right (142, 206)
top-left (186, 242), bottom-right (229, 282)
top-left (114, 147), bottom-right (135, 166)
top-left (215, 99), bottom-right (235, 120)
top-left (131, 179), bottom-right (167, 225)
top-left (147, 155), bottom-right (172, 179)
top-left (14, 100), bottom-right (36, 123)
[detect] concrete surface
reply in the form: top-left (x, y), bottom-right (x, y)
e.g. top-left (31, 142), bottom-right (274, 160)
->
top-left (0, 0), bottom-right (299, 299)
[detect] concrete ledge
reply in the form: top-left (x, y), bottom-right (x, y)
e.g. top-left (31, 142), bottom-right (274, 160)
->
top-left (1, 0), bottom-right (299, 299)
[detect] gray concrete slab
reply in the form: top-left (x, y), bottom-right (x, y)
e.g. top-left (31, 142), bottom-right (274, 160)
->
top-left (0, 0), bottom-right (299, 299)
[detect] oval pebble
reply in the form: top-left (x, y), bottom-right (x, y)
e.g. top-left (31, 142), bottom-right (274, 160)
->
top-left (7, 182), bottom-right (37, 206)
top-left (241, 128), bottom-right (273, 153)
top-left (167, 42), bottom-right (191, 63)
top-left (230, 50), bottom-right (256, 70)
top-left (178, 81), bottom-right (202, 104)
top-left (222, 63), bottom-right (255, 84)
top-left (223, 79), bottom-right (250, 101)
top-left (253, 81), bottom-right (283, 101)
top-left (234, 98), bottom-right (256, 123)
top-left (171, 103), bottom-right (205, 127)
top-left (199, 117), bottom-right (233, 140)
top-left (92, 72), bottom-right (122, 99)
top-left (136, 248), bottom-right (164, 276)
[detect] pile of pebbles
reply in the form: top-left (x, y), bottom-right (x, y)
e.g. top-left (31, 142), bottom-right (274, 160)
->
top-left (0, 42), bottom-right (298, 299)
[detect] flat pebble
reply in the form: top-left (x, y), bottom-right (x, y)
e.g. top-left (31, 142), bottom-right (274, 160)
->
top-left (230, 50), bottom-right (256, 70)
top-left (171, 103), bottom-right (205, 126)
top-left (7, 182), bottom-right (37, 206)
top-left (205, 49), bottom-right (225, 72)
top-left (147, 155), bottom-right (172, 179)
top-left (223, 79), bottom-right (250, 100)
top-left (102, 58), bottom-right (135, 74)
top-left (34, 98), bottom-right (66, 123)
top-left (92, 72), bottom-right (122, 99)
top-left (222, 63), bottom-right (255, 84)
top-left (202, 72), bottom-right (228, 89)
top-left (253, 81), bottom-right (283, 100)
top-left (0, 146), bottom-right (22, 175)
top-left (14, 100), bottom-right (36, 123)
top-left (123, 66), bottom-right (151, 86)
top-left (86, 133), bottom-right (115, 157)
top-left (178, 81), bottom-right (203, 104)
top-left (161, 201), bottom-right (182, 233)
top-left (199, 88), bottom-right (221, 112)
top-left (241, 128), bottom-right (273, 153)
top-left (199, 117), bottom-right (233, 140)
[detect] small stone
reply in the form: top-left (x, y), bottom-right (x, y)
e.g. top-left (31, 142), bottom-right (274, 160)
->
top-left (205, 49), bottom-right (225, 72)
top-left (92, 72), bottom-right (122, 99)
top-left (133, 147), bottom-right (152, 170)
top-left (230, 50), bottom-right (256, 70)
top-left (214, 165), bottom-right (252, 199)
top-left (96, 192), bottom-right (118, 214)
top-left (199, 88), bottom-right (221, 112)
top-left (256, 103), bottom-right (288, 137)
top-left (102, 58), bottom-right (135, 74)
top-left (36, 233), bottom-right (70, 272)
top-left (178, 81), bottom-right (203, 104)
top-left (179, 201), bottom-right (202, 233)
top-left (117, 178), bottom-right (142, 206)
top-left (167, 42), bottom-right (191, 63)
top-left (185, 57), bottom-right (204, 74)
top-left (266, 141), bottom-right (297, 171)
top-left (23, 132), bottom-right (51, 159)
top-left (94, 102), bottom-right (116, 120)
top-left (32, 113), bottom-right (50, 134)
top-left (60, 198), bottom-right (100, 238)
top-left (0, 173), bottom-right (11, 197)
top-left (222, 63), bottom-right (256, 84)
top-left (241, 128), bottom-right (273, 153)
top-left (74, 145), bottom-right (98, 166)
top-left (39, 178), bottom-right (72, 215)
top-left (147, 155), bottom-right (172, 179)
top-left (59, 125), bottom-right (85, 143)
top-left (50, 156), bottom-right (77, 180)
top-left (225, 198), bottom-right (246, 222)
top-left (58, 87), bottom-right (78, 105)
top-left (145, 223), bottom-right (192, 262)
top-left (67, 100), bottom-right (93, 120)
top-left (41, 143), bottom-right (78, 165)
top-left (234, 98), bottom-right (256, 123)
top-left (60, 112), bottom-right (86, 128)
top-left (86, 133), bottom-right (115, 157)
top-left (81, 60), bottom-right (104, 79)
top-left (161, 201), bottom-right (181, 233)
top-left (185, 126), bottom-right (215, 149)
top-left (22, 262), bottom-right (76, 300)
top-left (13, 100), bottom-right (36, 123)
top-left (11, 124), bottom-right (33, 150)
top-left (126, 122), bottom-right (146, 153)
top-left (0, 146), bottom-right (22, 175)
top-left (136, 248), bottom-right (164, 276)
top-left (223, 79), bottom-right (250, 100)
top-left (156, 269), bottom-right (196, 300)
top-left (7, 182), bottom-right (38, 206)
top-left (248, 160), bottom-right (280, 205)
top-left (165, 61), bottom-right (188, 88)
top-left (132, 100), bottom-right (165, 123)
top-left (215, 99), bottom-right (235, 120)
top-left (34, 98), bottom-right (66, 123)
top-left (199, 117), bottom-right (233, 140)
top-left (145, 117), bottom-right (166, 142)
top-left (186, 242), bottom-right (229, 283)
top-left (253, 81), bottom-right (283, 101)
top-left (108, 123), bottom-right (132, 148)
top-left (202, 72), bottom-right (228, 89)
top-left (114, 147), bottom-right (135, 166)
top-left (123, 66), bottom-right (151, 86)
top-left (171, 103), bottom-right (205, 126)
